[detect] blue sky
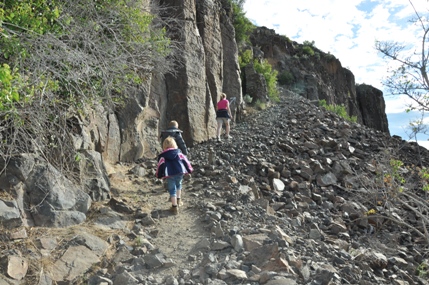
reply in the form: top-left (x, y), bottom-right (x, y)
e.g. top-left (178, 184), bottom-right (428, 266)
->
top-left (243, 0), bottom-right (429, 148)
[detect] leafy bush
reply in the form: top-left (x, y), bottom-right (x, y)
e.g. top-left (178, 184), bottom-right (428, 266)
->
top-left (243, 94), bottom-right (252, 103)
top-left (1, 0), bottom-right (172, 108)
top-left (278, 71), bottom-right (295, 85)
top-left (302, 45), bottom-right (315, 56)
top-left (303, 40), bottom-right (315, 47)
top-left (238, 48), bottom-right (279, 102)
top-left (239, 49), bottom-right (253, 69)
top-left (280, 35), bottom-right (292, 43)
top-left (0, 64), bottom-right (22, 110)
top-left (319, 99), bottom-right (357, 123)
top-left (0, 0), bottom-right (177, 182)
top-left (1, 0), bottom-right (62, 60)
top-left (418, 167), bottom-right (429, 192)
top-left (254, 59), bottom-right (279, 102)
top-left (230, 0), bottom-right (255, 44)
top-left (416, 261), bottom-right (429, 278)
top-left (254, 99), bottom-right (266, 110)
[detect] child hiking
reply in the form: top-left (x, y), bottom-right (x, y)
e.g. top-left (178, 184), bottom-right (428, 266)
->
top-left (160, 120), bottom-right (189, 155)
top-left (156, 137), bottom-right (193, 215)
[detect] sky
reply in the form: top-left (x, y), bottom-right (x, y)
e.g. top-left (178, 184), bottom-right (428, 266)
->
top-left (243, 0), bottom-right (429, 148)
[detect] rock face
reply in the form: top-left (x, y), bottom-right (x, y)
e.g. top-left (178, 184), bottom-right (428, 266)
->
top-left (0, 154), bottom-right (99, 228)
top-left (159, 0), bottom-right (216, 147)
top-left (83, 0), bottom-right (244, 162)
top-left (249, 26), bottom-right (389, 133)
top-left (68, 2), bottom-right (389, 165)
top-left (356, 83), bottom-right (390, 134)
top-left (0, 0), bottom-right (395, 230)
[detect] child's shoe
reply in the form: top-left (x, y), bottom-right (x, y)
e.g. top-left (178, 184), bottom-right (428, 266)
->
top-left (217, 136), bottom-right (222, 142)
top-left (177, 198), bottom-right (183, 207)
top-left (226, 135), bottom-right (232, 140)
top-left (170, 205), bottom-right (179, 215)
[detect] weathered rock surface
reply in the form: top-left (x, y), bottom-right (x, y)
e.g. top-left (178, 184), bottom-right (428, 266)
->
top-left (0, 92), bottom-right (428, 285)
top-left (249, 26), bottom-right (389, 134)
top-left (58, 1), bottom-right (390, 167)
top-left (0, 156), bottom-right (92, 228)
top-left (356, 83), bottom-right (390, 134)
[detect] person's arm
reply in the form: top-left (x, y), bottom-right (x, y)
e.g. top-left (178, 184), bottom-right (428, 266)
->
top-left (175, 133), bottom-right (188, 155)
top-left (226, 102), bottom-right (233, 118)
top-left (180, 154), bottom-right (193, 174)
top-left (160, 132), bottom-right (166, 143)
top-left (155, 157), bottom-right (166, 178)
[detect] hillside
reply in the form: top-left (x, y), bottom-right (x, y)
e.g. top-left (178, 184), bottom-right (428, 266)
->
top-left (1, 91), bottom-right (428, 284)
top-left (1, 1), bottom-right (428, 284)
top-left (0, 0), bottom-right (390, 166)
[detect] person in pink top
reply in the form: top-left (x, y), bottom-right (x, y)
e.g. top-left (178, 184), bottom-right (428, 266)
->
top-left (216, 93), bottom-right (233, 141)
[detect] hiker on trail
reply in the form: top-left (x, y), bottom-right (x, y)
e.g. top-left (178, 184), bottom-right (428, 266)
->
top-left (160, 120), bottom-right (188, 155)
top-left (156, 137), bottom-right (193, 215)
top-left (216, 92), bottom-right (233, 141)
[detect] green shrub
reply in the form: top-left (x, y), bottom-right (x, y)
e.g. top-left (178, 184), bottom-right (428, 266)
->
top-left (0, 0), bottom-right (171, 109)
top-left (278, 71), bottom-right (294, 85)
top-left (239, 49), bottom-right (253, 69)
top-left (230, 0), bottom-right (255, 44)
top-left (0, 0), bottom-right (176, 183)
top-left (302, 45), bottom-right (315, 56)
top-left (1, 0), bottom-right (62, 60)
top-left (314, 52), bottom-right (321, 60)
top-left (280, 35), bottom-right (292, 43)
top-left (419, 167), bottom-right (429, 191)
top-left (253, 59), bottom-right (279, 102)
top-left (254, 99), bottom-right (266, 110)
top-left (0, 64), bottom-right (37, 110)
top-left (0, 64), bottom-right (20, 110)
top-left (243, 94), bottom-right (252, 103)
top-left (239, 50), bottom-right (279, 102)
top-left (416, 261), bottom-right (429, 278)
top-left (303, 40), bottom-right (315, 47)
top-left (1, 0), bottom-right (62, 35)
top-left (319, 99), bottom-right (357, 123)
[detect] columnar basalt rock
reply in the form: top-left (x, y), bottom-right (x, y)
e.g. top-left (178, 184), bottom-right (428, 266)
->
top-left (71, 2), bottom-right (388, 165)
top-left (106, 0), bottom-right (243, 162)
top-left (249, 26), bottom-right (389, 134)
top-left (356, 83), bottom-right (390, 134)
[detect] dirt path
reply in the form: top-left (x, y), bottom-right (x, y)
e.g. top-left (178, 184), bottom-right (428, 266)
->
top-left (150, 188), bottom-right (207, 274)
top-left (107, 163), bottom-right (209, 278)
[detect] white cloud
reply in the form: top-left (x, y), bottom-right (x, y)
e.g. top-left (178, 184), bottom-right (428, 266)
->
top-left (385, 95), bottom-right (413, 114)
top-left (243, 0), bottom-right (428, 119)
top-left (416, 140), bottom-right (429, 150)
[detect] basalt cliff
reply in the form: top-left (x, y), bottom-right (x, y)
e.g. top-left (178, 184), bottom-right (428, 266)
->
top-left (1, 1), bottom-right (420, 285)
top-left (71, 0), bottom-right (389, 164)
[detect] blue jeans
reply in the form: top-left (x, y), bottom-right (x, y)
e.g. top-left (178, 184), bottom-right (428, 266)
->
top-left (166, 174), bottom-right (183, 197)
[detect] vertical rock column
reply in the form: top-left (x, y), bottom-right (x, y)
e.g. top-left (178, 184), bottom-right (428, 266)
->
top-left (161, 0), bottom-right (217, 145)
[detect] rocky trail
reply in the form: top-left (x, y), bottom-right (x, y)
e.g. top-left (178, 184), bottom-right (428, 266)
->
top-left (2, 91), bottom-right (429, 285)
top-left (97, 91), bottom-right (429, 285)
top-left (104, 163), bottom-right (210, 279)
